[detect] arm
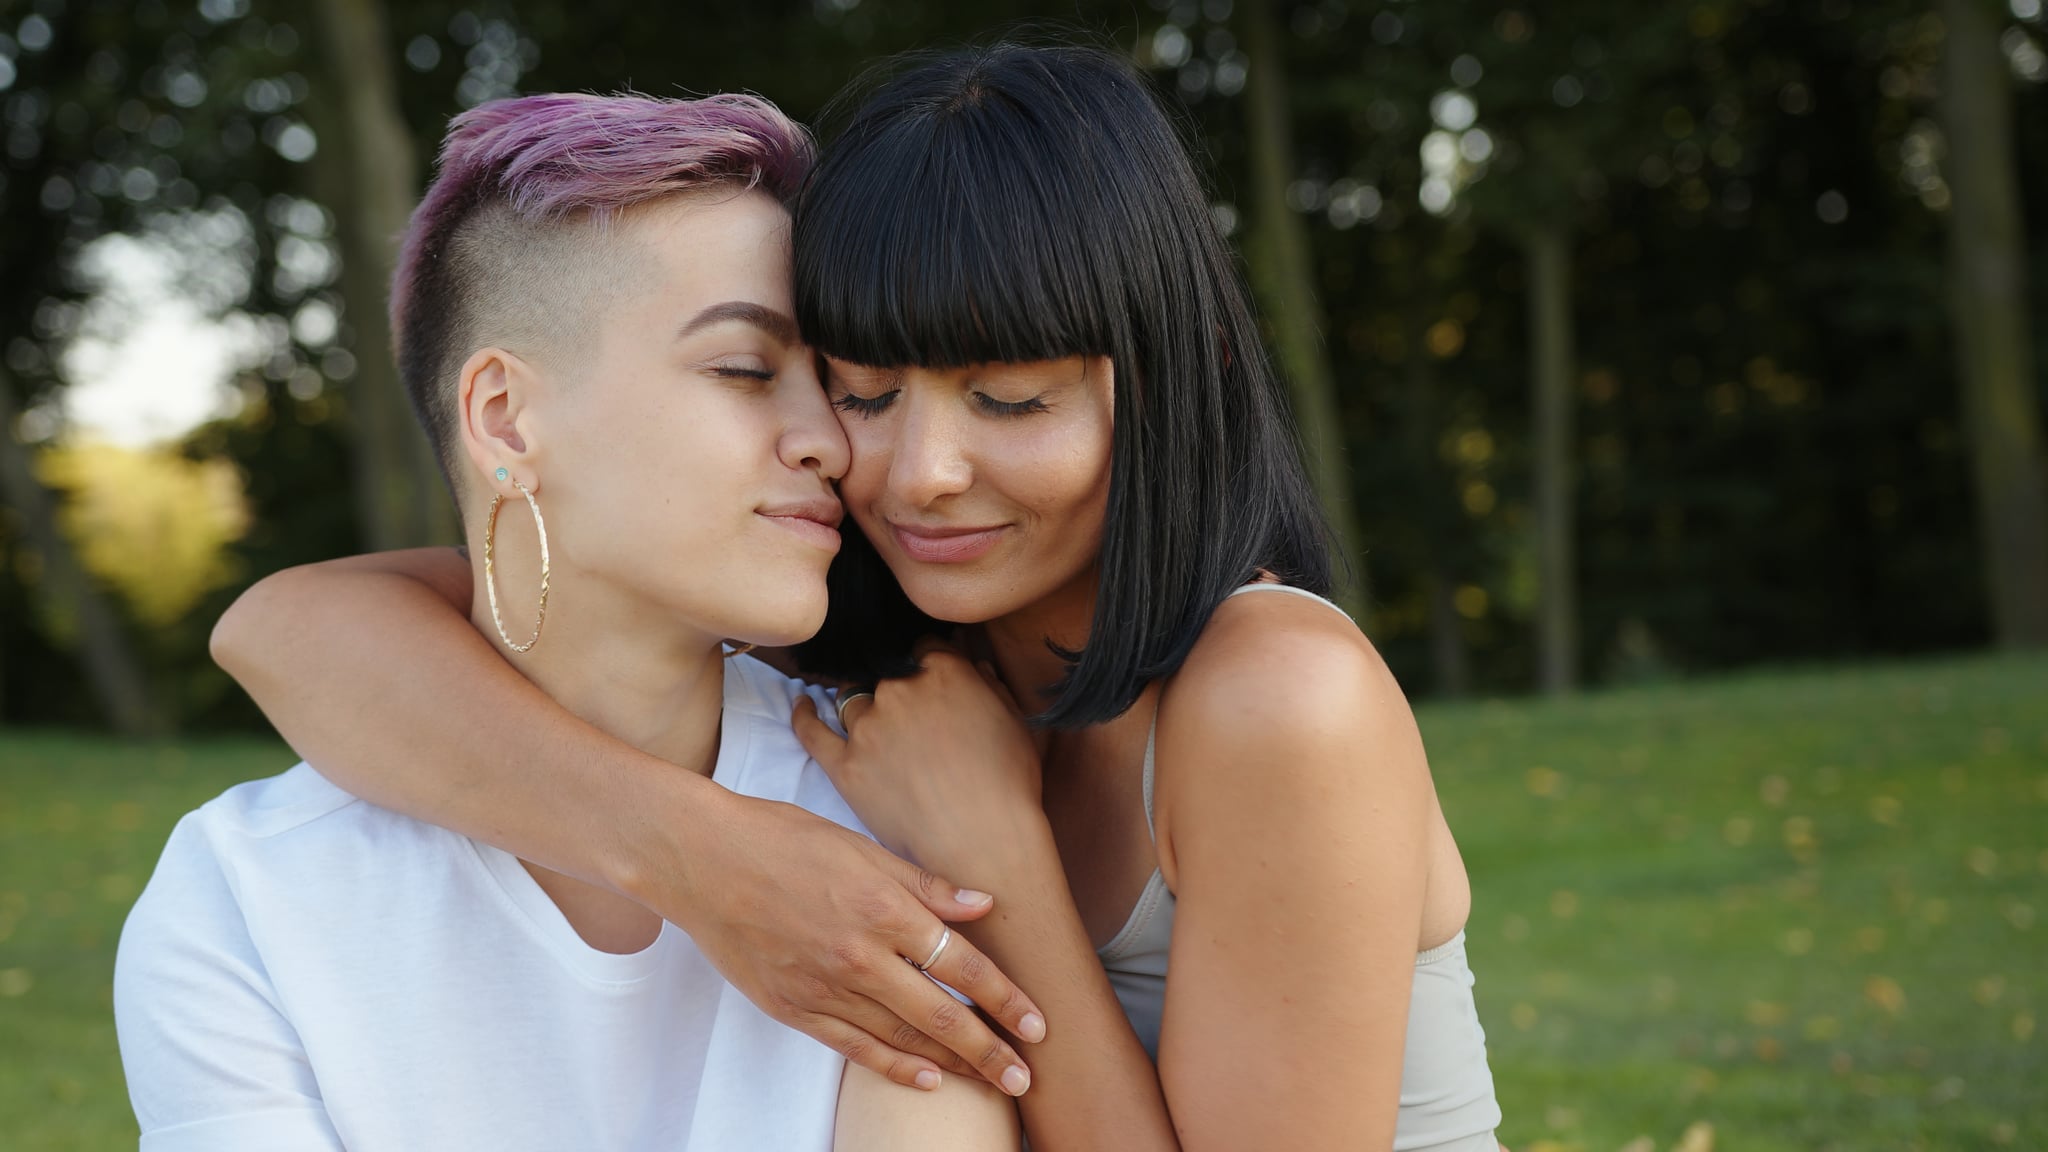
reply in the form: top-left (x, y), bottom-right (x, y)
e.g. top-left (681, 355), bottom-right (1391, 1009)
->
top-left (210, 550), bottom-right (1044, 1093)
top-left (1149, 601), bottom-right (1434, 1148)
top-left (114, 815), bottom-right (345, 1152)
top-left (796, 652), bottom-right (1180, 1150)
top-left (834, 1063), bottom-right (1020, 1151)
top-left (794, 613), bottom-right (1435, 1149)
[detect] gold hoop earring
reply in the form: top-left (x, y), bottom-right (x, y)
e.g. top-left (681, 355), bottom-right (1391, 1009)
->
top-left (724, 643), bottom-right (758, 659)
top-left (484, 479), bottom-right (550, 653)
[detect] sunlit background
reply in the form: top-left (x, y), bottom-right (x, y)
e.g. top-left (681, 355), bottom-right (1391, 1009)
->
top-left (0, 1), bottom-right (2043, 1149)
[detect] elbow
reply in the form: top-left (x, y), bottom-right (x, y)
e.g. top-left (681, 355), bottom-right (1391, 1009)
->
top-left (210, 566), bottom-right (306, 684)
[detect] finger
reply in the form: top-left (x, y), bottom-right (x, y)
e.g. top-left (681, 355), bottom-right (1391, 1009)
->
top-left (909, 635), bottom-right (968, 668)
top-left (796, 1012), bottom-right (949, 1092)
top-left (792, 697), bottom-right (849, 770)
top-left (917, 927), bottom-right (1047, 1045)
top-left (836, 692), bottom-right (876, 731)
top-left (873, 843), bottom-right (996, 921)
top-left (878, 963), bottom-right (1034, 1096)
top-left (841, 993), bottom-right (992, 1083)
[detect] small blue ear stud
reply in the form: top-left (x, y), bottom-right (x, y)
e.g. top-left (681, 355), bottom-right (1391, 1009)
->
top-left (495, 467), bottom-right (509, 482)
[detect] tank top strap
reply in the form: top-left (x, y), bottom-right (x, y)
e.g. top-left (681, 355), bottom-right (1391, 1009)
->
top-left (1223, 581), bottom-right (1355, 621)
top-left (1141, 714), bottom-right (1159, 843)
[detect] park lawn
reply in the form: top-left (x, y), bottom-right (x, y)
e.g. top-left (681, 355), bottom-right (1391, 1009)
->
top-left (1, 654), bottom-right (2042, 1150)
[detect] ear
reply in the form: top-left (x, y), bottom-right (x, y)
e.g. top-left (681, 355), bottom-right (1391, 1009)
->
top-left (456, 346), bottom-right (543, 497)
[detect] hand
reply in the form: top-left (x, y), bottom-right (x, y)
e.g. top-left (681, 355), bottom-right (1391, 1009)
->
top-left (652, 787), bottom-right (1047, 1095)
top-left (791, 643), bottom-right (1051, 884)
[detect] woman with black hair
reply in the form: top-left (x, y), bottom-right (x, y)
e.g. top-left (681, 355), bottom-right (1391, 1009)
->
top-left (213, 41), bottom-right (1501, 1150)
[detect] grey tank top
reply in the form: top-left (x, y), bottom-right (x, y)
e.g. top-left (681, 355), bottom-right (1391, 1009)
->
top-left (1094, 583), bottom-right (1502, 1151)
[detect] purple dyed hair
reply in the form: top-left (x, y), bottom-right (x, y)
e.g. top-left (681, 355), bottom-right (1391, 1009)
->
top-left (391, 91), bottom-right (813, 483)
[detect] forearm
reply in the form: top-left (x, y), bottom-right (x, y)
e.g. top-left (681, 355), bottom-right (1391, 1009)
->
top-left (957, 839), bottom-right (1178, 1151)
top-left (211, 555), bottom-right (707, 898)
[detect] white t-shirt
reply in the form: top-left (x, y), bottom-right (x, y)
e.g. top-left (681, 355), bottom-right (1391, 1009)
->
top-left (115, 656), bottom-right (865, 1152)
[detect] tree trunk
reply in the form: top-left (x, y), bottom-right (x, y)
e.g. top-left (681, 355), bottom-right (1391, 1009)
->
top-left (0, 377), bottom-right (156, 735)
top-left (312, 0), bottom-right (458, 550)
top-left (1940, 0), bottom-right (2048, 648)
top-left (1238, 0), bottom-right (1369, 622)
top-left (1526, 223), bottom-right (1579, 694)
top-left (1404, 300), bottom-right (1470, 697)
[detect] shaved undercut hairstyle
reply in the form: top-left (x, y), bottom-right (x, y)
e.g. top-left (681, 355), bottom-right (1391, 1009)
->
top-left (389, 91), bottom-right (813, 494)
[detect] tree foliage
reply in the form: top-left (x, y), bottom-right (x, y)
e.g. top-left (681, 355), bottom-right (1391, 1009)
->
top-left (1, 0), bottom-right (2042, 726)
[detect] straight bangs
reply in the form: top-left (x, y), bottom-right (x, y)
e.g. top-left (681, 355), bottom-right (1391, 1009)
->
top-left (792, 43), bottom-right (1341, 726)
top-left (794, 55), bottom-right (1118, 371)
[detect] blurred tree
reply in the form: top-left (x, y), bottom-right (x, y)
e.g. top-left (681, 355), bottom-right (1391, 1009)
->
top-left (1237, 0), bottom-right (1368, 619)
top-left (309, 0), bottom-right (456, 550)
top-left (0, 1), bottom-right (164, 733)
top-left (1, 0), bottom-right (2041, 730)
top-left (1443, 3), bottom-right (1698, 695)
top-left (1939, 0), bottom-right (2048, 647)
top-left (0, 368), bottom-right (154, 733)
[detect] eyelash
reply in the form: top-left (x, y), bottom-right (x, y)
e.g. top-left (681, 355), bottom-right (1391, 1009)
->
top-left (829, 390), bottom-right (1049, 419)
top-left (832, 390), bottom-right (897, 417)
top-left (710, 366), bottom-right (774, 382)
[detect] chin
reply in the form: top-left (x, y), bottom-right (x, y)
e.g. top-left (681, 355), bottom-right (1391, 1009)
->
top-left (740, 592), bottom-right (832, 648)
top-left (894, 573), bottom-right (1019, 627)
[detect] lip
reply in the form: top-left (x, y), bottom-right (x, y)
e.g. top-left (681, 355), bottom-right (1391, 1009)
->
top-left (759, 498), bottom-right (844, 552)
top-left (889, 521), bottom-right (1008, 564)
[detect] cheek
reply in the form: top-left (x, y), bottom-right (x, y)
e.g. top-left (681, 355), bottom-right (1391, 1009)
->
top-left (839, 422), bottom-right (894, 505)
top-left (1004, 422), bottom-right (1113, 527)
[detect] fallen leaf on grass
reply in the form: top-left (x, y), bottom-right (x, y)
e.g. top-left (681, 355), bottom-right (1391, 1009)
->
top-left (1865, 975), bottom-right (1907, 1016)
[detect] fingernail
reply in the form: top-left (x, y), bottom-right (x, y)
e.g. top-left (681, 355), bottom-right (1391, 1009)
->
top-left (1018, 1013), bottom-right (1046, 1043)
top-left (1000, 1065), bottom-right (1030, 1096)
top-left (956, 889), bottom-right (993, 908)
top-left (915, 1070), bottom-right (941, 1091)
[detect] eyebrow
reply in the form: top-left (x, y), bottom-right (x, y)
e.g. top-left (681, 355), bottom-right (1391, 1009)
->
top-left (676, 301), bottom-right (800, 347)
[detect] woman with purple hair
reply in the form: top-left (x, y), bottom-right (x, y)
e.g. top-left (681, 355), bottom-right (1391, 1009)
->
top-left (115, 91), bottom-right (1022, 1150)
top-left (210, 43), bottom-right (1502, 1151)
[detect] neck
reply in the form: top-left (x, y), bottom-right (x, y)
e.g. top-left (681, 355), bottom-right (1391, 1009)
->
top-left (982, 563), bottom-right (1099, 714)
top-left (468, 558), bottom-right (727, 780)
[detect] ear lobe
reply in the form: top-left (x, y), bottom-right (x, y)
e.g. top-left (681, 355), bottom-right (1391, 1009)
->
top-left (457, 346), bottom-right (535, 491)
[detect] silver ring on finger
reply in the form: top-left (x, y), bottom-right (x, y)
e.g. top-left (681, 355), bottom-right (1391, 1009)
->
top-left (834, 690), bottom-right (876, 728)
top-left (907, 927), bottom-right (951, 972)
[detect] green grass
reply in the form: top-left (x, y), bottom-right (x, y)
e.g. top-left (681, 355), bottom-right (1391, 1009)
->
top-left (1426, 654), bottom-right (2048, 1152)
top-left (2, 653), bottom-right (2043, 1150)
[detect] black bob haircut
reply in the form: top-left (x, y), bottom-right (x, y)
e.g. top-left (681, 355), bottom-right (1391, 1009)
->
top-left (792, 40), bottom-right (1342, 729)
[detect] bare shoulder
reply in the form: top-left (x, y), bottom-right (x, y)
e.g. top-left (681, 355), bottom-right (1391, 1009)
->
top-left (1151, 590), bottom-right (1432, 876)
top-left (1164, 589), bottom-right (1415, 745)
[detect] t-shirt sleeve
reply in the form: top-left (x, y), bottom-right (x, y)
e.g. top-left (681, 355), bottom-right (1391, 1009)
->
top-left (114, 812), bottom-right (344, 1152)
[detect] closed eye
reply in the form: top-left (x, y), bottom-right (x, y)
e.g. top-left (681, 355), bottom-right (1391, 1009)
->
top-left (973, 394), bottom-right (1049, 417)
top-left (709, 366), bottom-right (775, 381)
top-left (832, 389), bottom-right (900, 417)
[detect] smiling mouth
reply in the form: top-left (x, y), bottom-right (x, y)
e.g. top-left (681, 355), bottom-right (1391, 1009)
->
top-left (889, 523), bottom-right (1007, 564)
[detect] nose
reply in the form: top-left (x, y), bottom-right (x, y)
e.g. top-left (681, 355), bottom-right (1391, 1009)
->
top-left (887, 386), bottom-right (974, 507)
top-left (779, 362), bottom-right (851, 482)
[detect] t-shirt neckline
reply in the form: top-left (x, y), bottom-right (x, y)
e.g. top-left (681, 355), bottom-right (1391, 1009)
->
top-left (467, 660), bottom-right (756, 985)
